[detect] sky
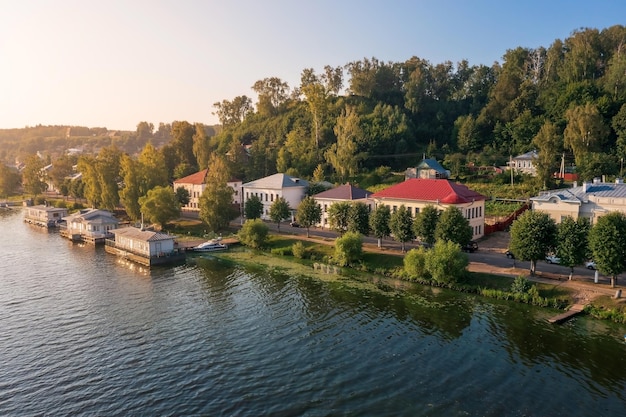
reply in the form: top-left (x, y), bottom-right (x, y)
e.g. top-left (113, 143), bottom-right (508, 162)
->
top-left (1, 0), bottom-right (625, 131)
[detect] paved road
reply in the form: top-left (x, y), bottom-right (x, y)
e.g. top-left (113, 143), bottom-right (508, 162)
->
top-left (231, 218), bottom-right (621, 299)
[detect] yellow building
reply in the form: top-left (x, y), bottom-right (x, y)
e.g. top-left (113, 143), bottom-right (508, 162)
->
top-left (531, 178), bottom-right (626, 224)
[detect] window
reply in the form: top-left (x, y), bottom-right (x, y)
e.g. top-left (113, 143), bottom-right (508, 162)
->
top-left (392, 205), bottom-right (397, 212)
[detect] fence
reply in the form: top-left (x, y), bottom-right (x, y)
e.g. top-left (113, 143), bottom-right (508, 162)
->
top-left (484, 203), bottom-right (530, 235)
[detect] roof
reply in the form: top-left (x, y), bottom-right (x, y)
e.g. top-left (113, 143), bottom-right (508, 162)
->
top-left (531, 180), bottom-right (626, 203)
top-left (243, 173), bottom-right (309, 189)
top-left (371, 179), bottom-right (487, 204)
top-left (314, 183), bottom-right (372, 200)
top-left (63, 209), bottom-right (118, 223)
top-left (110, 227), bottom-right (175, 242)
top-left (173, 169), bottom-right (207, 185)
top-left (417, 159), bottom-right (447, 173)
top-left (29, 205), bottom-right (68, 213)
top-left (513, 150), bottom-right (538, 160)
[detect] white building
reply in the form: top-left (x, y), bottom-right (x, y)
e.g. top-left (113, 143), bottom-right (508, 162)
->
top-left (313, 183), bottom-right (373, 228)
top-left (242, 173), bottom-right (309, 219)
top-left (173, 169), bottom-right (242, 215)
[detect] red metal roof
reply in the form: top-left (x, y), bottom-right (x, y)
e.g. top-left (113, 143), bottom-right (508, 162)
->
top-left (371, 179), bottom-right (486, 204)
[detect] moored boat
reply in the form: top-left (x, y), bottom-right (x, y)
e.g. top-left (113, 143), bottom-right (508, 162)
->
top-left (191, 239), bottom-right (228, 252)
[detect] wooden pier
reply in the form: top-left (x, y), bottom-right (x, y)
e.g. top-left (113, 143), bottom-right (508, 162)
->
top-left (548, 304), bottom-right (586, 324)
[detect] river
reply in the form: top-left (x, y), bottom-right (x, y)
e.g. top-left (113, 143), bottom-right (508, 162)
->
top-left (1, 208), bottom-right (625, 416)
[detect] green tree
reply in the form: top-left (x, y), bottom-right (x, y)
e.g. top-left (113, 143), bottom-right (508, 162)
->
top-left (509, 210), bottom-right (557, 275)
top-left (532, 121), bottom-right (562, 189)
top-left (138, 142), bottom-right (168, 191)
top-left (212, 96), bottom-right (253, 129)
top-left (238, 218), bottom-right (269, 249)
top-left (96, 146), bottom-right (122, 211)
top-left (403, 247), bottom-right (429, 280)
top-left (327, 202), bottom-right (351, 234)
top-left (369, 204), bottom-right (391, 248)
top-left (435, 206), bottom-right (473, 247)
top-left (22, 154), bottom-right (46, 196)
top-left (389, 205), bottom-right (414, 252)
top-left (588, 212), bottom-right (626, 288)
top-left (48, 154), bottom-right (75, 192)
top-left (347, 202), bottom-right (370, 235)
top-left (119, 154), bottom-right (142, 220)
top-left (563, 103), bottom-right (610, 167)
top-left (334, 231), bottom-right (363, 267)
top-left (175, 187), bottom-right (190, 206)
top-left (192, 123), bottom-right (212, 170)
top-left (296, 196), bottom-right (322, 238)
top-left (199, 154), bottom-right (236, 232)
top-left (325, 106), bottom-right (364, 182)
top-left (557, 216), bottom-right (590, 279)
top-left (424, 240), bottom-right (468, 284)
top-left (0, 164), bottom-right (21, 198)
top-left (139, 186), bottom-right (180, 229)
top-left (244, 194), bottom-right (263, 220)
top-left (413, 205), bottom-right (440, 246)
top-left (269, 197), bottom-right (291, 231)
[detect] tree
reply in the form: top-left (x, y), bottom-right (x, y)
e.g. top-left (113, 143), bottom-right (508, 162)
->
top-left (192, 123), bottom-right (212, 170)
top-left (212, 96), bottom-right (253, 129)
top-left (509, 210), bottom-right (557, 275)
top-left (238, 218), bottom-right (269, 249)
top-left (269, 197), bottom-right (291, 231)
top-left (175, 187), bottom-right (190, 206)
top-left (327, 202), bottom-right (351, 234)
top-left (119, 154), bottom-right (142, 220)
top-left (244, 194), bottom-right (263, 220)
top-left (334, 231), bottom-right (363, 267)
top-left (138, 142), bottom-right (168, 191)
top-left (252, 77), bottom-right (289, 116)
top-left (22, 154), bottom-right (46, 196)
top-left (0, 164), bottom-right (21, 198)
top-left (296, 196), bottom-right (322, 238)
top-left (389, 205), bottom-right (414, 252)
top-left (325, 106), bottom-right (364, 182)
top-left (369, 204), bottom-right (391, 248)
top-left (199, 154), bottom-right (236, 232)
top-left (139, 186), bottom-right (180, 229)
top-left (347, 202), bottom-right (370, 235)
top-left (435, 206), bottom-right (473, 248)
top-left (412, 205), bottom-right (440, 246)
top-left (532, 121), bottom-right (562, 189)
top-left (424, 240), bottom-right (468, 284)
top-left (48, 155), bottom-right (75, 192)
top-left (557, 216), bottom-right (590, 279)
top-left (96, 146), bottom-right (122, 211)
top-left (588, 212), bottom-right (626, 288)
top-left (563, 103), bottom-right (610, 167)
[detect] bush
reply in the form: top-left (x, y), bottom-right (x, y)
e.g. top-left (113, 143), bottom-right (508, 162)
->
top-left (510, 276), bottom-right (531, 293)
top-left (271, 247), bottom-right (293, 256)
top-left (292, 241), bottom-right (307, 259)
top-left (238, 219), bottom-right (269, 249)
top-left (424, 240), bottom-right (468, 284)
top-left (403, 247), bottom-right (429, 280)
top-left (334, 231), bottom-right (363, 267)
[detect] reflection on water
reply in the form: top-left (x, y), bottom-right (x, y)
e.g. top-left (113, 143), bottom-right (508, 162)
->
top-left (1, 209), bottom-right (625, 416)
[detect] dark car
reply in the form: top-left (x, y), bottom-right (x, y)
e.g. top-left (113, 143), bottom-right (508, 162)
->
top-left (505, 250), bottom-right (515, 259)
top-left (462, 241), bottom-right (478, 253)
top-left (289, 221), bottom-right (300, 228)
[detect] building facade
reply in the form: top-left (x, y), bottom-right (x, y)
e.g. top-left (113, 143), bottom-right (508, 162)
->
top-left (173, 169), bottom-right (242, 215)
top-left (242, 173), bottom-right (309, 220)
top-left (313, 183), bottom-right (373, 228)
top-left (371, 178), bottom-right (487, 240)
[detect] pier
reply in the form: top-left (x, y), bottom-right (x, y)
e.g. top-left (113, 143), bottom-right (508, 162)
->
top-left (548, 303), bottom-right (586, 324)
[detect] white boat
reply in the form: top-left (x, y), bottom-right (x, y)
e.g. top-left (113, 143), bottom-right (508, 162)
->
top-left (191, 239), bottom-right (228, 252)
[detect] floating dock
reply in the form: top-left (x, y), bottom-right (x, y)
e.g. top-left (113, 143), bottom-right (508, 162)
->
top-left (548, 304), bottom-right (585, 324)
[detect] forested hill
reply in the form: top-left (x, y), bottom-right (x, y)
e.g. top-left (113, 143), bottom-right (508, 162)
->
top-left (3, 25), bottom-right (626, 187)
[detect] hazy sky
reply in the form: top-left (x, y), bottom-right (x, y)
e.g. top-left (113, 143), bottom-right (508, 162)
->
top-left (1, 0), bottom-right (625, 131)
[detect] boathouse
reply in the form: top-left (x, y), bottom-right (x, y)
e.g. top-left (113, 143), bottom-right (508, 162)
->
top-left (23, 205), bottom-right (68, 228)
top-left (105, 227), bottom-right (185, 266)
top-left (60, 209), bottom-right (119, 244)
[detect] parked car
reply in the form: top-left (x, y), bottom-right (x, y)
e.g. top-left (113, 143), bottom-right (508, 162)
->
top-left (505, 250), bottom-right (515, 259)
top-left (462, 241), bottom-right (478, 253)
top-left (585, 260), bottom-right (596, 270)
top-left (545, 254), bottom-right (561, 264)
top-left (289, 221), bottom-right (300, 228)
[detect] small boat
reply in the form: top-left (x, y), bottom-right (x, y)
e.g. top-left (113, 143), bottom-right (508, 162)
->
top-left (191, 239), bottom-right (228, 252)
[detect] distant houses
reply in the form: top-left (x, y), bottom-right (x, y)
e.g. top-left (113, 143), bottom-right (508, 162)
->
top-left (508, 150), bottom-right (538, 176)
top-left (405, 158), bottom-right (450, 180)
top-left (242, 173), bottom-right (309, 220)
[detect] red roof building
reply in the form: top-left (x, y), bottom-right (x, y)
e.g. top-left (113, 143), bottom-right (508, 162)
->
top-left (173, 169), bottom-right (243, 215)
top-left (371, 179), bottom-right (487, 240)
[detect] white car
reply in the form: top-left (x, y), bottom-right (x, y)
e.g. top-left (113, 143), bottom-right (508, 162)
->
top-left (545, 255), bottom-right (561, 264)
top-left (585, 261), bottom-right (596, 270)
